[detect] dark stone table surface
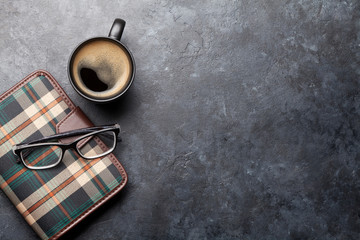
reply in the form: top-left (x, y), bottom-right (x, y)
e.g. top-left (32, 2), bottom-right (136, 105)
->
top-left (0, 0), bottom-right (359, 239)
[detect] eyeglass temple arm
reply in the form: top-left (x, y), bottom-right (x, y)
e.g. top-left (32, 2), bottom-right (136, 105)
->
top-left (24, 124), bottom-right (119, 145)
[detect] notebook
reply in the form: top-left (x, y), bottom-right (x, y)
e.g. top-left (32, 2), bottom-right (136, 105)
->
top-left (0, 70), bottom-right (127, 239)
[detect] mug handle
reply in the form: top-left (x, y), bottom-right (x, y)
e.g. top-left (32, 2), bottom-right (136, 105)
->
top-left (108, 18), bottom-right (126, 41)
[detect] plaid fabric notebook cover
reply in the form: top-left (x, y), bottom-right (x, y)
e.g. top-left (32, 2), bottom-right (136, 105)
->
top-left (0, 70), bottom-right (127, 239)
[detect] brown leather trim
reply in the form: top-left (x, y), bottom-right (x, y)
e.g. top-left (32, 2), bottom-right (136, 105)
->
top-left (56, 107), bottom-right (94, 134)
top-left (0, 70), bottom-right (127, 240)
top-left (56, 106), bottom-right (95, 145)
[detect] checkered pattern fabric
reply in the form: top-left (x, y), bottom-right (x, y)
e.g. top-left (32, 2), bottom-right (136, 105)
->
top-left (0, 73), bottom-right (126, 240)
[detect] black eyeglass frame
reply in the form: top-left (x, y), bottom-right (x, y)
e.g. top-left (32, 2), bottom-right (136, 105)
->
top-left (12, 124), bottom-right (121, 170)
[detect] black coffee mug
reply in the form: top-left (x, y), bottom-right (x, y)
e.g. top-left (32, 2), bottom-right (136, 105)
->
top-left (68, 18), bottom-right (135, 103)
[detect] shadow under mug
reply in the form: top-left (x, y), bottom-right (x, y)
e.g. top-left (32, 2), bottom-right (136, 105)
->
top-left (68, 18), bottom-right (136, 103)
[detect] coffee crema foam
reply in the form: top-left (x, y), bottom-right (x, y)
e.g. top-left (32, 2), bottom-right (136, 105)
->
top-left (71, 39), bottom-right (133, 99)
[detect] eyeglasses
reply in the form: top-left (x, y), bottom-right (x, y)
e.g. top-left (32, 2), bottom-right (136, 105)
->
top-left (12, 124), bottom-right (121, 170)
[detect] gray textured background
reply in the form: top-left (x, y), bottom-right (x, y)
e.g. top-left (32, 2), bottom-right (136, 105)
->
top-left (1, 0), bottom-right (360, 239)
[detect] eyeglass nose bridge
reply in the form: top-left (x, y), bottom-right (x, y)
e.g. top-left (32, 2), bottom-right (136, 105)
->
top-left (59, 136), bottom-right (93, 160)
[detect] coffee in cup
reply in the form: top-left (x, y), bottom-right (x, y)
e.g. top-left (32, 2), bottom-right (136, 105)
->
top-left (68, 19), bottom-right (135, 103)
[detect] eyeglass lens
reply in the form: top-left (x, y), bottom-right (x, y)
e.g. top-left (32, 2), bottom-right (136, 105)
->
top-left (21, 145), bottom-right (62, 168)
top-left (76, 131), bottom-right (116, 158)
